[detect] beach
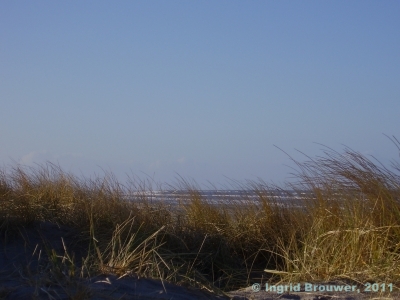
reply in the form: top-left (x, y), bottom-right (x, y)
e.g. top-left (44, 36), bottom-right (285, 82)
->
top-left (1, 221), bottom-right (398, 300)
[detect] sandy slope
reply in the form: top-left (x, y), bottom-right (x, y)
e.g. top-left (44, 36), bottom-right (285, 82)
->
top-left (0, 222), bottom-right (397, 300)
top-left (0, 221), bottom-right (228, 299)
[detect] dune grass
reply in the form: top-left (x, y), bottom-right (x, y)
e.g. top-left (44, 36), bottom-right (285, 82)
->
top-left (1, 140), bottom-right (400, 296)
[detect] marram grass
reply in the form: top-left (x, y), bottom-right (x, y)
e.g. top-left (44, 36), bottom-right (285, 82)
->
top-left (1, 141), bottom-right (400, 295)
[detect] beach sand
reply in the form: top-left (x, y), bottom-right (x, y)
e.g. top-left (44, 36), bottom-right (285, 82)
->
top-left (1, 221), bottom-right (397, 300)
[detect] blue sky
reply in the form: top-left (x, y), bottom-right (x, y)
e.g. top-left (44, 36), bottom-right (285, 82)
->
top-left (1, 1), bottom-right (399, 188)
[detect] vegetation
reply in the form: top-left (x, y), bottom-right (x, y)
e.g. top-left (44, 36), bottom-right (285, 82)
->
top-left (1, 138), bottom-right (400, 298)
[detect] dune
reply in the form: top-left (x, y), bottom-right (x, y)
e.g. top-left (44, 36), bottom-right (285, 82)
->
top-left (1, 221), bottom-right (396, 299)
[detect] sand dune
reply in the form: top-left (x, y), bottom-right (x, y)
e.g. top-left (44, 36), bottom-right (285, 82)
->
top-left (1, 221), bottom-right (396, 300)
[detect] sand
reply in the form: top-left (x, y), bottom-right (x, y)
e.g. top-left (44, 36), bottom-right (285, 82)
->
top-left (1, 221), bottom-right (397, 299)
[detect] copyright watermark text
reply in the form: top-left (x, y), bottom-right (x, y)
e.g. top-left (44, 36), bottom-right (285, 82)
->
top-left (251, 282), bottom-right (394, 294)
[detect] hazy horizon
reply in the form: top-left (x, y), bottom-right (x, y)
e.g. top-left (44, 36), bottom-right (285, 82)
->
top-left (1, 1), bottom-right (399, 188)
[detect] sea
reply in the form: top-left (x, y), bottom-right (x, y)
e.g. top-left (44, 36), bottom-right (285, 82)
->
top-left (123, 189), bottom-right (313, 209)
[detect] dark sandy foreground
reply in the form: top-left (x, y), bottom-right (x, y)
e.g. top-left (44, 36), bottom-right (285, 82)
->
top-left (0, 222), bottom-right (398, 300)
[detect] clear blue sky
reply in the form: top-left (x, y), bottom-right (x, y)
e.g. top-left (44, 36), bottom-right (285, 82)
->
top-left (1, 1), bottom-right (399, 188)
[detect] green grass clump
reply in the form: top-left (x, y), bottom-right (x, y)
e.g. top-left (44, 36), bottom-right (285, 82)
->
top-left (1, 139), bottom-right (400, 297)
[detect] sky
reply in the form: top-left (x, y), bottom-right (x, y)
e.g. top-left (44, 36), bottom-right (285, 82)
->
top-left (1, 1), bottom-right (399, 188)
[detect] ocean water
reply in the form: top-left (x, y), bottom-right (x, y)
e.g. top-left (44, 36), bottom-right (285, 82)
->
top-left (123, 190), bottom-right (313, 209)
